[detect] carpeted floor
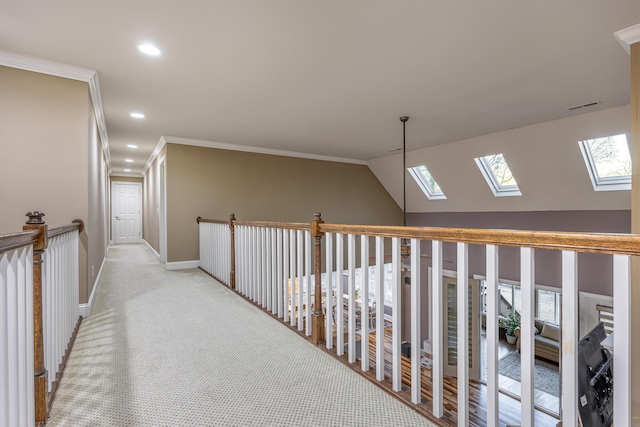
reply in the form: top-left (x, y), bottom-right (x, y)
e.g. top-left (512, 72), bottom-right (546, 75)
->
top-left (498, 350), bottom-right (560, 397)
top-left (47, 244), bottom-right (435, 426)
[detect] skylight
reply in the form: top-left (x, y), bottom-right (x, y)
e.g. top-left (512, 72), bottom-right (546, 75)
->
top-left (579, 133), bottom-right (631, 191)
top-left (408, 165), bottom-right (446, 200)
top-left (474, 153), bottom-right (522, 197)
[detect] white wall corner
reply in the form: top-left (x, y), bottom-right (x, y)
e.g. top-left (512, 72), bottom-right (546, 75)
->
top-left (144, 239), bottom-right (160, 259)
top-left (614, 23), bottom-right (640, 54)
top-left (165, 260), bottom-right (200, 271)
top-left (79, 255), bottom-right (107, 317)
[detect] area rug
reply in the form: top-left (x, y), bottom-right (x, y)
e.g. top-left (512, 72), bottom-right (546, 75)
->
top-left (498, 350), bottom-right (560, 397)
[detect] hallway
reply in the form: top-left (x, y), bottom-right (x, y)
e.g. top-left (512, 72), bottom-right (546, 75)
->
top-left (47, 244), bottom-right (434, 426)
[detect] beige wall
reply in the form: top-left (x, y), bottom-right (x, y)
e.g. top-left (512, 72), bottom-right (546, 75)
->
top-left (143, 146), bottom-right (166, 255)
top-left (0, 66), bottom-right (98, 303)
top-left (163, 143), bottom-right (402, 262)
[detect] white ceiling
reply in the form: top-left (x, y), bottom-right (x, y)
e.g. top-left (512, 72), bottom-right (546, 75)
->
top-left (1, 1), bottom-right (639, 177)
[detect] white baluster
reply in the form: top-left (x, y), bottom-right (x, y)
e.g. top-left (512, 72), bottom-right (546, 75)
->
top-left (391, 237), bottom-right (401, 392)
top-left (561, 250), bottom-right (578, 427)
top-left (336, 233), bottom-right (344, 356)
top-left (297, 230), bottom-right (303, 331)
top-left (411, 238), bottom-right (421, 404)
top-left (360, 235), bottom-right (369, 371)
top-left (305, 230), bottom-right (312, 336)
top-left (375, 236), bottom-right (384, 381)
top-left (347, 234), bottom-right (356, 364)
top-left (431, 240), bottom-right (443, 418)
top-left (325, 232), bottom-right (334, 349)
top-left (520, 247), bottom-right (535, 427)
top-left (456, 242), bottom-right (469, 427)
top-left (486, 244), bottom-right (499, 426)
top-left (283, 229), bottom-right (289, 323)
top-left (613, 254), bottom-right (631, 425)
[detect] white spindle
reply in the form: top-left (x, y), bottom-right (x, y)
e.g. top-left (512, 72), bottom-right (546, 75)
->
top-left (375, 236), bottom-right (384, 381)
top-left (0, 245), bottom-right (35, 427)
top-left (347, 234), bottom-right (356, 364)
top-left (290, 230), bottom-right (296, 327)
top-left (485, 244), bottom-right (499, 426)
top-left (613, 254), bottom-right (631, 425)
top-left (456, 242), bottom-right (469, 427)
top-left (297, 230), bottom-right (304, 331)
top-left (271, 228), bottom-right (277, 314)
top-left (305, 230), bottom-right (312, 336)
top-left (325, 232), bottom-right (334, 349)
top-left (263, 228), bottom-right (268, 309)
top-left (561, 250), bottom-right (578, 427)
top-left (520, 247), bottom-right (535, 427)
top-left (283, 229), bottom-right (290, 323)
top-left (410, 238), bottom-right (421, 404)
top-left (431, 240), bottom-right (443, 418)
top-left (276, 229), bottom-right (283, 318)
top-left (336, 234), bottom-right (344, 356)
top-left (360, 235), bottom-right (369, 371)
top-left (391, 237), bottom-right (401, 392)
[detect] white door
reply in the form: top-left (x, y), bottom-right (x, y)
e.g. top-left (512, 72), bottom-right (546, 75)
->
top-left (113, 182), bottom-right (142, 244)
top-left (443, 276), bottom-right (480, 380)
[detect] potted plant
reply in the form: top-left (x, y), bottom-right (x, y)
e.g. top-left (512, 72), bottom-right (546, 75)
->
top-left (499, 310), bottom-right (520, 345)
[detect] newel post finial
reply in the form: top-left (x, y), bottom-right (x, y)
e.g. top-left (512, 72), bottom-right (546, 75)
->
top-left (311, 212), bottom-right (325, 346)
top-left (25, 211), bottom-right (45, 225)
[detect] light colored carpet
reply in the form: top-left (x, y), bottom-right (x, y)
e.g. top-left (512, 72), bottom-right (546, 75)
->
top-left (498, 349), bottom-right (560, 397)
top-left (47, 244), bottom-right (435, 426)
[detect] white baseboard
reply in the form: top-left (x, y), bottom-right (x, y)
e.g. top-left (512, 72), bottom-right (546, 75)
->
top-left (166, 260), bottom-right (200, 270)
top-left (144, 239), bottom-right (160, 259)
top-left (79, 250), bottom-right (108, 317)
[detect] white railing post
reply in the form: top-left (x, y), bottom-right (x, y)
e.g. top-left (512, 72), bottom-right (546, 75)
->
top-left (561, 250), bottom-right (579, 427)
top-left (456, 242), bottom-right (469, 427)
top-left (520, 247), bottom-right (535, 427)
top-left (431, 240), bottom-right (443, 418)
top-left (325, 232), bottom-right (334, 349)
top-left (336, 233), bottom-right (344, 356)
top-left (613, 254), bottom-right (631, 425)
top-left (410, 238), bottom-right (421, 404)
top-left (391, 237), bottom-right (402, 392)
top-left (485, 244), bottom-right (499, 427)
top-left (360, 235), bottom-right (369, 371)
top-left (347, 233), bottom-right (356, 364)
top-left (375, 236), bottom-right (384, 381)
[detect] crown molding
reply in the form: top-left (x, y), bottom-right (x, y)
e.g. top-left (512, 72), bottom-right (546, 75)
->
top-left (0, 49), bottom-right (96, 81)
top-left (0, 49), bottom-right (112, 174)
top-left (614, 23), bottom-right (640, 54)
top-left (161, 135), bottom-right (367, 165)
top-left (142, 136), bottom-right (168, 176)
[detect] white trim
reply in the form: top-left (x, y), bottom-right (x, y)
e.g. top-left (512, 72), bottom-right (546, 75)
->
top-left (0, 50), bottom-right (112, 175)
top-left (78, 252), bottom-right (108, 317)
top-left (143, 239), bottom-right (160, 259)
top-left (142, 135), bottom-right (366, 175)
top-left (474, 155), bottom-right (522, 197)
top-left (166, 260), bottom-right (200, 270)
top-left (614, 23), bottom-right (640, 54)
top-left (0, 49), bottom-right (95, 81)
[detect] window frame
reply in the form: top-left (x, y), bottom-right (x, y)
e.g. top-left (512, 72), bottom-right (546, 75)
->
top-left (407, 165), bottom-right (446, 200)
top-left (578, 134), bottom-right (631, 192)
top-left (474, 154), bottom-right (522, 197)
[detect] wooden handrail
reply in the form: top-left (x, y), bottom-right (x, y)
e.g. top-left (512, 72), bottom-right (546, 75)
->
top-left (48, 219), bottom-right (84, 239)
top-left (319, 223), bottom-right (640, 256)
top-left (0, 230), bottom-right (40, 254)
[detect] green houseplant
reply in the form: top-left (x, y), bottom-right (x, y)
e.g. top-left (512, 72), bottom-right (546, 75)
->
top-left (499, 310), bottom-right (521, 344)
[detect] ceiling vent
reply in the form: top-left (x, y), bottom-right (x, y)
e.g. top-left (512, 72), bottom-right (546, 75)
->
top-left (566, 101), bottom-right (602, 111)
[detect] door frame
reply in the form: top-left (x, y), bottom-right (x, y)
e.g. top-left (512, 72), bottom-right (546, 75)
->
top-left (111, 181), bottom-right (143, 244)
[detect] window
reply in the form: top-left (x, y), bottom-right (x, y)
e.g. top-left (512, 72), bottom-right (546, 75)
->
top-left (407, 165), bottom-right (446, 200)
top-left (474, 153), bottom-right (522, 197)
top-left (579, 133), bottom-right (631, 191)
top-left (479, 280), bottom-right (560, 326)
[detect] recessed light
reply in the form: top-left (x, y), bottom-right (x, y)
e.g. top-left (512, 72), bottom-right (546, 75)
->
top-left (138, 44), bottom-right (161, 56)
top-left (130, 112), bottom-right (145, 119)
top-left (125, 159), bottom-right (134, 163)
top-left (124, 169), bottom-right (131, 172)
top-left (127, 144), bottom-right (138, 149)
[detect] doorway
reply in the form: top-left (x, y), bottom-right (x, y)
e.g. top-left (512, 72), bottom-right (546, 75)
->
top-left (112, 182), bottom-right (142, 244)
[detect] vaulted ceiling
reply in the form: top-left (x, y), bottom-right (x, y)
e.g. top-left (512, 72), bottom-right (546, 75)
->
top-left (1, 1), bottom-right (639, 181)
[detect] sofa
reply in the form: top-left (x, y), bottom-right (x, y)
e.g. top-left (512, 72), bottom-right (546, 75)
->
top-left (514, 318), bottom-right (560, 364)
